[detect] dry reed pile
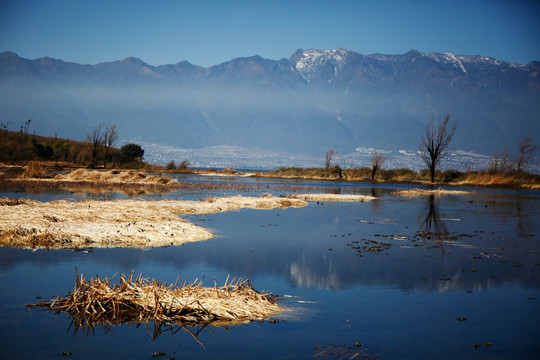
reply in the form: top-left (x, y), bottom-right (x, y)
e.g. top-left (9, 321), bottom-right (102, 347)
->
top-left (0, 195), bottom-right (307, 249)
top-left (28, 271), bottom-right (282, 336)
top-left (392, 188), bottom-right (470, 197)
top-left (20, 161), bottom-right (54, 179)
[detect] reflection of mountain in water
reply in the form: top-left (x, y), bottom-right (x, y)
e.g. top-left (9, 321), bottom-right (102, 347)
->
top-left (1, 191), bottom-right (539, 292)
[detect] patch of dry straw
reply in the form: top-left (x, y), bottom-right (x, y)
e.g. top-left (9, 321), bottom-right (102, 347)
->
top-left (28, 271), bottom-right (282, 338)
top-left (392, 188), bottom-right (470, 197)
top-left (0, 195), bottom-right (307, 249)
top-left (7, 168), bottom-right (181, 193)
top-left (21, 161), bottom-right (54, 179)
top-left (55, 169), bottom-right (179, 186)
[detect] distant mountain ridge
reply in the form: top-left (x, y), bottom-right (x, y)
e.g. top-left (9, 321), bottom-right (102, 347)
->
top-left (1, 49), bottom-right (538, 158)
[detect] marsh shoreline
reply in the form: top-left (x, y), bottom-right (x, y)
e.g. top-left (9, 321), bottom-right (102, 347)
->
top-left (2, 163), bottom-right (540, 191)
top-left (0, 193), bottom-right (378, 250)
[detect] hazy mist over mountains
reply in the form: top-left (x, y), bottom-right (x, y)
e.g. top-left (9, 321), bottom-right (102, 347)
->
top-left (1, 49), bottom-right (539, 168)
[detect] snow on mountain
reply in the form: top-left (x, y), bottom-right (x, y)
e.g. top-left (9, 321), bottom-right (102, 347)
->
top-left (293, 48), bottom-right (350, 81)
top-left (424, 52), bottom-right (529, 72)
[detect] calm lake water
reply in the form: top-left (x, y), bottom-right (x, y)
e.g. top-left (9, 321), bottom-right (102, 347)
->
top-left (1, 176), bottom-right (539, 359)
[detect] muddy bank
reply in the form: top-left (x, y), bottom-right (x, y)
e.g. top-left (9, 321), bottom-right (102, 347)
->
top-left (0, 195), bottom-right (308, 249)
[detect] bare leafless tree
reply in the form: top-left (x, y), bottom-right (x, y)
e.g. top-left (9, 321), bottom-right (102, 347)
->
top-left (420, 115), bottom-right (457, 183)
top-left (488, 148), bottom-right (512, 173)
top-left (371, 150), bottom-right (387, 180)
top-left (516, 135), bottom-right (537, 172)
top-left (103, 124), bottom-right (119, 168)
top-left (500, 148), bottom-right (512, 173)
top-left (325, 149), bottom-right (335, 170)
top-left (86, 123), bottom-right (104, 167)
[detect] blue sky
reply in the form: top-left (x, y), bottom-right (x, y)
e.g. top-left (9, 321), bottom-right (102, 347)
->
top-left (1, 0), bottom-right (539, 66)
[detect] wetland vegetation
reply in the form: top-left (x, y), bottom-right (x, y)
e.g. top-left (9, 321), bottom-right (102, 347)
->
top-left (0, 123), bottom-right (539, 359)
top-left (1, 171), bottom-right (539, 359)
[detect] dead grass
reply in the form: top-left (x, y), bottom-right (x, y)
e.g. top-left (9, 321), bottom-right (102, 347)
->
top-left (286, 193), bottom-right (376, 202)
top-left (0, 195), bottom-right (308, 249)
top-left (55, 169), bottom-right (179, 186)
top-left (458, 172), bottom-right (540, 189)
top-left (458, 173), bottom-right (516, 187)
top-left (392, 188), bottom-right (470, 197)
top-left (21, 161), bottom-right (54, 179)
top-left (0, 198), bottom-right (31, 206)
top-left (5, 169), bottom-right (181, 193)
top-left (28, 271), bottom-right (282, 338)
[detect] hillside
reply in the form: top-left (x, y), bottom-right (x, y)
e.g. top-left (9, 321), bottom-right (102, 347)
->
top-left (0, 130), bottom-right (88, 164)
top-left (0, 130), bottom-right (142, 168)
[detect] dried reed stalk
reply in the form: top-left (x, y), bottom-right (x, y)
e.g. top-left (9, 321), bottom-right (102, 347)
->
top-left (28, 271), bottom-right (282, 333)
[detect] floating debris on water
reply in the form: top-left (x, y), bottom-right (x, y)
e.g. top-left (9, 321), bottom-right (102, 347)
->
top-left (313, 341), bottom-right (377, 359)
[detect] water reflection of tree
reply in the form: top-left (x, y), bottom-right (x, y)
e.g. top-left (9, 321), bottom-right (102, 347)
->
top-left (510, 198), bottom-right (536, 240)
top-left (418, 195), bottom-right (447, 254)
top-left (482, 195), bottom-right (535, 239)
top-left (369, 188), bottom-right (383, 214)
top-left (419, 195), bottom-right (447, 233)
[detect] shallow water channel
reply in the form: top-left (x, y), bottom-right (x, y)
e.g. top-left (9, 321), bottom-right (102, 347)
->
top-left (1, 176), bottom-right (539, 359)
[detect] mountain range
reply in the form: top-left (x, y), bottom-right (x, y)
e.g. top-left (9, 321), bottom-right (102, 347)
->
top-left (1, 49), bottom-right (539, 162)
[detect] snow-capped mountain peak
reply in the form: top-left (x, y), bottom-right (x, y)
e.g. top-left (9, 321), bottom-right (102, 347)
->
top-left (293, 48), bottom-right (350, 80)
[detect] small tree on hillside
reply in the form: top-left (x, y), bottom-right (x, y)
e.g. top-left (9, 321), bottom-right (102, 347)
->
top-left (120, 143), bottom-right (144, 163)
top-left (488, 149), bottom-right (512, 173)
top-left (516, 135), bottom-right (537, 172)
top-left (86, 123), bottom-right (105, 167)
top-left (165, 160), bottom-right (176, 170)
top-left (103, 124), bottom-right (119, 168)
top-left (178, 159), bottom-right (190, 170)
top-left (371, 150), bottom-right (387, 180)
top-left (325, 149), bottom-right (336, 170)
top-left (420, 115), bottom-right (457, 183)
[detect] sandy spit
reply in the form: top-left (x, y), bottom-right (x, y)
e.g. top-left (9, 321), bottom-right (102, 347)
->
top-left (0, 195), bottom-right (307, 250)
top-left (392, 188), bottom-right (470, 197)
top-left (286, 193), bottom-right (376, 202)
